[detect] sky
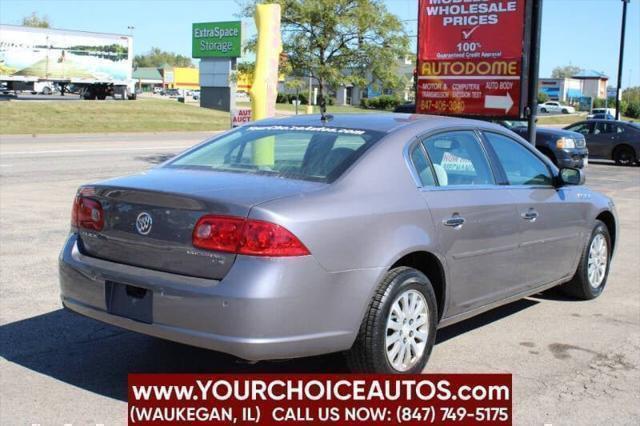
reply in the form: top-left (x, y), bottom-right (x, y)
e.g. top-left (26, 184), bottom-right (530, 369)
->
top-left (0, 0), bottom-right (638, 87)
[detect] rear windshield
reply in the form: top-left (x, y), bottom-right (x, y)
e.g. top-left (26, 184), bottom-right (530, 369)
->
top-left (166, 125), bottom-right (384, 182)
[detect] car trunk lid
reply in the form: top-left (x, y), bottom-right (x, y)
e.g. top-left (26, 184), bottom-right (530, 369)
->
top-left (78, 168), bottom-right (324, 279)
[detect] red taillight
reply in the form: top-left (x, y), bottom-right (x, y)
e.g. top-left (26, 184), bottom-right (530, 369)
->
top-left (192, 215), bottom-right (310, 257)
top-left (192, 216), bottom-right (245, 253)
top-left (71, 195), bottom-right (104, 231)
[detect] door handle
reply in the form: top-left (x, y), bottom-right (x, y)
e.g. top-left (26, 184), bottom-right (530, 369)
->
top-left (443, 216), bottom-right (465, 227)
top-left (521, 210), bottom-right (539, 221)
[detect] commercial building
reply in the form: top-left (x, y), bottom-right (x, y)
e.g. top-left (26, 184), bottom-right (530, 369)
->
top-left (163, 66), bottom-right (199, 90)
top-left (572, 70), bottom-right (608, 100)
top-left (538, 78), bottom-right (582, 102)
top-left (538, 70), bottom-right (609, 102)
top-left (132, 67), bottom-right (163, 92)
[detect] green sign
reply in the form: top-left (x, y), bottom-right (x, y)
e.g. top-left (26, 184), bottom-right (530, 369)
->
top-left (192, 21), bottom-right (242, 58)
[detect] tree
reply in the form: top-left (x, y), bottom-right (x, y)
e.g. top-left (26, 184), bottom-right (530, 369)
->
top-left (551, 65), bottom-right (582, 79)
top-left (133, 48), bottom-right (193, 68)
top-left (22, 12), bottom-right (50, 28)
top-left (537, 91), bottom-right (549, 103)
top-left (622, 86), bottom-right (640, 104)
top-left (240, 0), bottom-right (410, 104)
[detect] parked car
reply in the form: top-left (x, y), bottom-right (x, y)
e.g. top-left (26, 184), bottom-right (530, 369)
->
top-left (565, 119), bottom-right (640, 165)
top-left (499, 120), bottom-right (588, 168)
top-left (394, 103), bottom-right (416, 113)
top-left (165, 89), bottom-right (182, 98)
top-left (192, 90), bottom-right (200, 100)
top-left (538, 101), bottom-right (575, 114)
top-left (588, 108), bottom-right (616, 119)
top-left (60, 114), bottom-right (617, 373)
top-left (588, 113), bottom-right (615, 120)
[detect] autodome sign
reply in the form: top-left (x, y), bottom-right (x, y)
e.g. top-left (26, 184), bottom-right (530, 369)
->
top-left (192, 21), bottom-right (242, 58)
top-left (417, 0), bottom-right (532, 119)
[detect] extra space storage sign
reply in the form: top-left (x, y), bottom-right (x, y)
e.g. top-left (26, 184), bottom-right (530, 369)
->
top-left (417, 0), bottom-right (531, 119)
top-left (192, 21), bottom-right (242, 58)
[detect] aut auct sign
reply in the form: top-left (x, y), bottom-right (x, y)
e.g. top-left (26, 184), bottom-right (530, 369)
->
top-left (192, 21), bottom-right (242, 58)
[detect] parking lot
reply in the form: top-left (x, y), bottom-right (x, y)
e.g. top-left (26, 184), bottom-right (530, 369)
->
top-left (0, 132), bottom-right (639, 425)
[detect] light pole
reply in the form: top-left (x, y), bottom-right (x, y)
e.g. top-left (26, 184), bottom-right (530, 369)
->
top-left (615, 0), bottom-right (629, 120)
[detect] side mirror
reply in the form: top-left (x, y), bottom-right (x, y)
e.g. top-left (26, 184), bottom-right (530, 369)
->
top-left (558, 167), bottom-right (585, 186)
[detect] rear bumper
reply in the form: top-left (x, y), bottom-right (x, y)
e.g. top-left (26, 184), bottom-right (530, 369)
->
top-left (59, 234), bottom-right (382, 361)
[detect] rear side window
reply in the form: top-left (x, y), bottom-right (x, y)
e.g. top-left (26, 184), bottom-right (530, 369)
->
top-left (167, 125), bottom-right (384, 182)
top-left (410, 145), bottom-right (435, 186)
top-left (595, 122), bottom-right (616, 134)
top-left (483, 132), bottom-right (553, 186)
top-left (422, 131), bottom-right (494, 186)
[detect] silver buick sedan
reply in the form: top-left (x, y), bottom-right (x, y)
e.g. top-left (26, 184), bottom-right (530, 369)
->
top-left (59, 114), bottom-right (617, 373)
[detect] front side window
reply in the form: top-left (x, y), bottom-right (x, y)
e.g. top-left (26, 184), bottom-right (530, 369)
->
top-left (566, 122), bottom-right (592, 135)
top-left (484, 132), bottom-right (553, 186)
top-left (167, 125), bottom-right (384, 182)
top-left (422, 131), bottom-right (494, 186)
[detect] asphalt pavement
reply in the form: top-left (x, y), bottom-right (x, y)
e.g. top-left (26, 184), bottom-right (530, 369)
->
top-left (0, 132), bottom-right (638, 425)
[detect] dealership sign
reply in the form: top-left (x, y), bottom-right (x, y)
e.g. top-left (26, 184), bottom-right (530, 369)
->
top-left (231, 108), bottom-right (252, 127)
top-left (417, 0), bottom-right (531, 119)
top-left (192, 21), bottom-right (242, 58)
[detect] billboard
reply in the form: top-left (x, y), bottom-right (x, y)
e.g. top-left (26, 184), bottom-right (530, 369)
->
top-left (0, 24), bottom-right (132, 82)
top-left (192, 21), bottom-right (242, 58)
top-left (416, 0), bottom-right (531, 119)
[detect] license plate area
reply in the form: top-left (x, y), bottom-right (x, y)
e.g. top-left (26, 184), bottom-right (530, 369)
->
top-left (105, 281), bottom-right (153, 324)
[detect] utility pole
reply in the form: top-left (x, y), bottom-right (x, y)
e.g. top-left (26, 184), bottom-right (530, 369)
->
top-left (615, 0), bottom-right (629, 120)
top-left (527, 0), bottom-right (543, 146)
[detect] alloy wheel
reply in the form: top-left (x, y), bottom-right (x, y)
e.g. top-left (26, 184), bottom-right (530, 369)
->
top-left (587, 233), bottom-right (608, 288)
top-left (385, 289), bottom-right (429, 372)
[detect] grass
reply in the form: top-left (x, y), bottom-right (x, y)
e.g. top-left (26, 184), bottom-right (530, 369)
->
top-left (537, 113), bottom-right (587, 125)
top-left (238, 101), bottom-right (380, 114)
top-left (0, 98), bottom-right (231, 135)
top-left (4, 96), bottom-right (631, 135)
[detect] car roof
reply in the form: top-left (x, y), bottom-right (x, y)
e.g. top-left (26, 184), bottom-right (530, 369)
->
top-left (587, 119), bottom-right (626, 123)
top-left (250, 113), bottom-right (505, 134)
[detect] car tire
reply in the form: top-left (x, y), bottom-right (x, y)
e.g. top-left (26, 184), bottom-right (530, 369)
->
top-left (560, 220), bottom-right (611, 300)
top-left (561, 108), bottom-right (568, 114)
top-left (540, 108), bottom-right (547, 113)
top-left (345, 267), bottom-right (437, 373)
top-left (42, 87), bottom-right (52, 95)
top-left (613, 145), bottom-right (636, 166)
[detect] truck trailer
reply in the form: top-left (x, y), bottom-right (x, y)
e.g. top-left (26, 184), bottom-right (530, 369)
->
top-left (0, 24), bottom-right (135, 100)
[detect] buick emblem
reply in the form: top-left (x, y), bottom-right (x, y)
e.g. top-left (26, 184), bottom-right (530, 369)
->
top-left (135, 212), bottom-right (153, 235)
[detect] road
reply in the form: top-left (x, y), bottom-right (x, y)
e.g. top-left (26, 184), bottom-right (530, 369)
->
top-left (1, 132), bottom-right (639, 425)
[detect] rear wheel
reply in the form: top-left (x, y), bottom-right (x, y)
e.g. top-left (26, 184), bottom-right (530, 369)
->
top-left (560, 220), bottom-right (611, 300)
top-left (346, 267), bottom-right (437, 373)
top-left (613, 145), bottom-right (636, 166)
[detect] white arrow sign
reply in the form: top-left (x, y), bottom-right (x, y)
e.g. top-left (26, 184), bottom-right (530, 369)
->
top-left (484, 92), bottom-right (514, 113)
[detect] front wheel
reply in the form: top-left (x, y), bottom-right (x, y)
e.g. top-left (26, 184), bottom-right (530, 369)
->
top-left (560, 220), bottom-right (611, 300)
top-left (346, 267), bottom-right (438, 373)
top-left (561, 108), bottom-right (569, 114)
top-left (613, 145), bottom-right (636, 166)
top-left (540, 107), bottom-right (547, 113)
